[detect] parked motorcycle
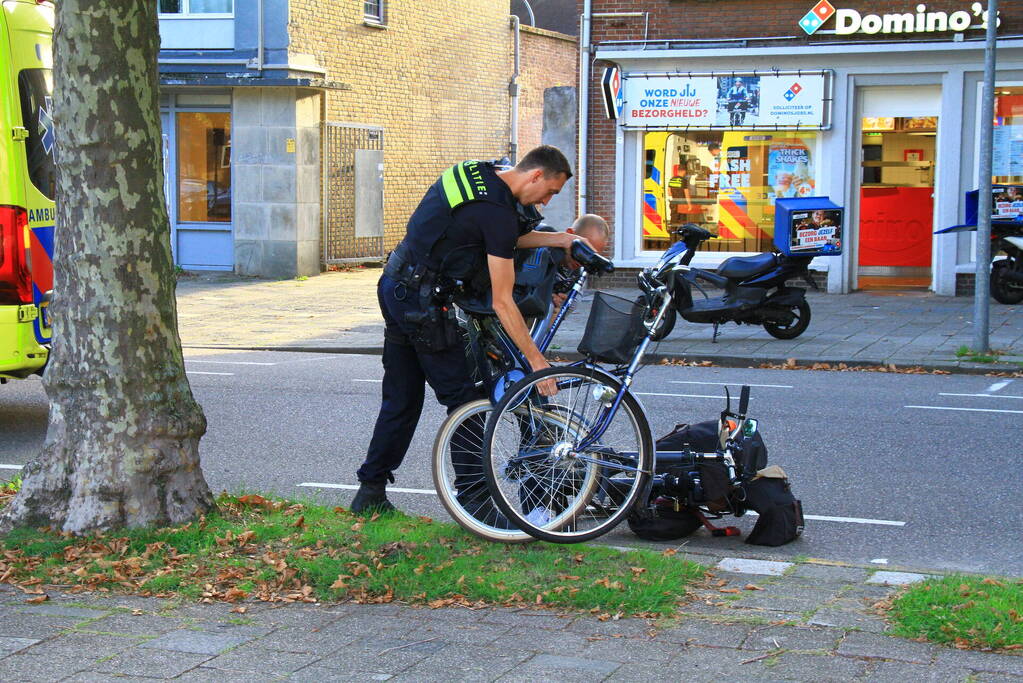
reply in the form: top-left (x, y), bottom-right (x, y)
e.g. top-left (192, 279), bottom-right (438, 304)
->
top-left (639, 223), bottom-right (818, 342)
top-left (934, 218), bottom-right (1023, 304)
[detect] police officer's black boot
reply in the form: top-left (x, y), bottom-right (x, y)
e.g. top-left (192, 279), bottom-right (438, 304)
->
top-left (351, 481), bottom-right (395, 515)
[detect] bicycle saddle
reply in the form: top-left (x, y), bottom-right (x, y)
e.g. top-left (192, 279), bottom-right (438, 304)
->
top-left (716, 253), bottom-right (778, 280)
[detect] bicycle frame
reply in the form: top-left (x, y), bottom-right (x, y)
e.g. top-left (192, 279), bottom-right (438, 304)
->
top-left (462, 267), bottom-right (592, 402)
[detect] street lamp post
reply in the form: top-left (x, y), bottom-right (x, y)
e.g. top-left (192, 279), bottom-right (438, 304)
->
top-left (973, 0), bottom-right (999, 355)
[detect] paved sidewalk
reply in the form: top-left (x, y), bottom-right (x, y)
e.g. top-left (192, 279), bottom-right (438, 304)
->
top-left (176, 269), bottom-right (1023, 373)
top-left (3, 556), bottom-right (1021, 681)
top-left (122, 270), bottom-right (1023, 681)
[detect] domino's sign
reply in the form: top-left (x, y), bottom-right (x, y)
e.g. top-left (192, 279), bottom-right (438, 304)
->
top-left (799, 0), bottom-right (999, 36)
top-left (601, 66), bottom-right (624, 120)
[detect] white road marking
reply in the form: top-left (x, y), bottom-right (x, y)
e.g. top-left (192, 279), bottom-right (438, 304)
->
top-left (636, 393), bottom-right (725, 399)
top-left (986, 379), bottom-right (1013, 393)
top-left (299, 482), bottom-right (436, 495)
top-left (297, 481), bottom-right (906, 526)
top-left (801, 514), bottom-right (905, 527)
top-left (353, 379), bottom-right (383, 383)
top-left (187, 360), bottom-right (276, 366)
top-left (0, 464), bottom-right (23, 470)
top-left (938, 392), bottom-right (1023, 400)
top-left (669, 381), bottom-right (793, 389)
top-left (906, 405), bottom-right (1023, 415)
top-left (186, 371), bottom-right (234, 376)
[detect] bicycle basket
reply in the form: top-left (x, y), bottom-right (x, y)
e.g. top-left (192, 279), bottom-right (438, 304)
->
top-left (577, 291), bottom-right (646, 364)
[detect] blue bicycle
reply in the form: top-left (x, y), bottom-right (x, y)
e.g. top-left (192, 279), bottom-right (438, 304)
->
top-left (431, 240), bottom-right (614, 542)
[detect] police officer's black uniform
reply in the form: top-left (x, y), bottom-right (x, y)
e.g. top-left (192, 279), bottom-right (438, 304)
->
top-left (352, 160), bottom-right (540, 513)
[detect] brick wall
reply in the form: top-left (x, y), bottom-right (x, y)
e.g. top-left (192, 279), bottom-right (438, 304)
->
top-left (517, 25), bottom-right (578, 156)
top-left (287, 1), bottom-right (516, 249)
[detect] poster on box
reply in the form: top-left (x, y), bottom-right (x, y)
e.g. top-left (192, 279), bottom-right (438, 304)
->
top-left (790, 209), bottom-right (843, 254)
top-left (767, 141), bottom-right (815, 198)
top-left (990, 185), bottom-right (1023, 219)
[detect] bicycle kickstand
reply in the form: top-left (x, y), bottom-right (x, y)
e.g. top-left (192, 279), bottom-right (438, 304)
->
top-left (712, 323), bottom-right (720, 343)
top-left (691, 508), bottom-right (741, 537)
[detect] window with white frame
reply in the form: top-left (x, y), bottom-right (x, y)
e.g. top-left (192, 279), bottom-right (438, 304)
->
top-left (364, 0), bottom-right (386, 25)
top-left (159, 0), bottom-right (233, 16)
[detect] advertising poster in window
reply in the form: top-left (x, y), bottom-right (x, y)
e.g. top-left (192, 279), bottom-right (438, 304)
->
top-left (622, 72), bottom-right (829, 129)
top-left (991, 185), bottom-right (1023, 219)
top-left (790, 209), bottom-right (843, 254)
top-left (992, 126), bottom-right (1023, 177)
top-left (767, 140), bottom-right (815, 199)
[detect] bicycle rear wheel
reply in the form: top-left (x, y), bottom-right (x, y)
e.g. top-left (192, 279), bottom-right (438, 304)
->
top-left (482, 367), bottom-right (654, 544)
top-left (432, 400), bottom-right (532, 543)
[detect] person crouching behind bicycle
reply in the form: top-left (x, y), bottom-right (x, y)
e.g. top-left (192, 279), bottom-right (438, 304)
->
top-left (551, 214), bottom-right (610, 314)
top-left (351, 146), bottom-right (593, 515)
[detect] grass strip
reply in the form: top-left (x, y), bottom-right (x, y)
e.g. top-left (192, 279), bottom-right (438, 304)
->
top-left (0, 492), bottom-right (705, 617)
top-left (887, 574), bottom-right (1023, 651)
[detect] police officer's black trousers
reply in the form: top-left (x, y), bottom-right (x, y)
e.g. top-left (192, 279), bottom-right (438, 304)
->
top-left (358, 275), bottom-right (481, 486)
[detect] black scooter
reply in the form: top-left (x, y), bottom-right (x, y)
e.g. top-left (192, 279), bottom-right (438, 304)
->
top-left (935, 218), bottom-right (1023, 304)
top-left (640, 224), bottom-right (818, 342)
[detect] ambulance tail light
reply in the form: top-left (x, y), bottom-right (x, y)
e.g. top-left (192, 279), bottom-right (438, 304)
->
top-left (0, 205), bottom-right (33, 305)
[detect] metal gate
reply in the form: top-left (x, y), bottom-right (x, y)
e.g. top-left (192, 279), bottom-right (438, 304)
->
top-left (322, 122), bottom-right (385, 263)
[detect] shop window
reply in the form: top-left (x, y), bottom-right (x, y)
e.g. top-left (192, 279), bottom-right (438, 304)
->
top-left (641, 131), bottom-right (818, 254)
top-left (992, 86), bottom-right (1023, 185)
top-left (158, 0), bottom-right (233, 15)
top-left (364, 0), bottom-right (386, 25)
top-left (177, 112), bottom-right (231, 223)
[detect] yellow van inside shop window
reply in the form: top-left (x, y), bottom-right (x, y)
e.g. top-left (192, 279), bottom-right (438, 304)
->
top-left (642, 130), bottom-right (817, 255)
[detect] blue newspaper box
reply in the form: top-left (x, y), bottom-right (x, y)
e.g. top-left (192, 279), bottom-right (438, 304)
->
top-left (774, 197), bottom-right (844, 256)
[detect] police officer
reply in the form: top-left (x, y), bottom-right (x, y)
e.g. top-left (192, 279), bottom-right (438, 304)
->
top-left (351, 146), bottom-right (586, 514)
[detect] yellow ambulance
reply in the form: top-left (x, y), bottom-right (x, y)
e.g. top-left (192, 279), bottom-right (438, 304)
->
top-left (0, 0), bottom-right (55, 383)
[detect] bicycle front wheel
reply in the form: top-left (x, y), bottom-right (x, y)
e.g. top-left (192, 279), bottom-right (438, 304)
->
top-left (432, 400), bottom-right (533, 543)
top-left (483, 367), bottom-right (654, 544)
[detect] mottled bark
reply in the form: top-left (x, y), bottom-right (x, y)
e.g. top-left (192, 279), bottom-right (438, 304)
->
top-left (0, 0), bottom-right (213, 533)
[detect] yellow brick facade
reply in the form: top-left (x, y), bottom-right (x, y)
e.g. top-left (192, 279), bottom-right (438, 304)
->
top-left (289, 1), bottom-right (516, 248)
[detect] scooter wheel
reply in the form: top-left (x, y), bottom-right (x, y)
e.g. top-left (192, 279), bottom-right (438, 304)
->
top-left (763, 300), bottom-right (811, 339)
top-left (635, 295), bottom-right (677, 341)
top-left (991, 260), bottom-right (1023, 305)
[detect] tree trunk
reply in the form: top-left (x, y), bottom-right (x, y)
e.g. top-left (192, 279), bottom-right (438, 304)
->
top-left (0, 0), bottom-right (214, 533)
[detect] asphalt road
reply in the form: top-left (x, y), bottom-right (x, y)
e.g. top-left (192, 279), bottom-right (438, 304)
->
top-left (2, 350), bottom-right (1020, 577)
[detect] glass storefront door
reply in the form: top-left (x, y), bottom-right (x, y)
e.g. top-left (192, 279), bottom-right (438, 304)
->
top-left (857, 117), bottom-right (936, 289)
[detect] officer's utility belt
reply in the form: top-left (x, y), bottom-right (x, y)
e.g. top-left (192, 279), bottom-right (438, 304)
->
top-left (384, 245), bottom-right (459, 352)
top-left (383, 245), bottom-right (436, 290)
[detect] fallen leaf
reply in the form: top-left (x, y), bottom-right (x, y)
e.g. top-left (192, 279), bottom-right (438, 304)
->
top-left (719, 588), bottom-right (741, 594)
top-left (744, 584), bottom-right (765, 591)
top-left (230, 606), bottom-right (248, 614)
top-left (24, 595), bottom-right (48, 604)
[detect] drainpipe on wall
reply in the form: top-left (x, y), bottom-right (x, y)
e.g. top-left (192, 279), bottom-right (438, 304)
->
top-left (246, 0), bottom-right (265, 72)
top-left (509, 15), bottom-right (521, 164)
top-left (578, 0), bottom-right (592, 214)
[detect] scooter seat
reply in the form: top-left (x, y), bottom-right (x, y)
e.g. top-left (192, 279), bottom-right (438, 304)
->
top-left (716, 253), bottom-right (778, 280)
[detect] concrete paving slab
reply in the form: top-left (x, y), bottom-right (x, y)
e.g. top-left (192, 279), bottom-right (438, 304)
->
top-left (837, 631), bottom-right (938, 664)
top-left (313, 635), bottom-right (449, 676)
top-left (91, 648), bottom-right (215, 678)
top-left (864, 660), bottom-right (974, 682)
top-left (389, 644), bottom-right (533, 683)
top-left (745, 651), bottom-right (870, 681)
top-left (495, 653), bottom-right (622, 681)
top-left (789, 564), bottom-right (872, 584)
top-left (808, 607), bottom-right (890, 633)
top-left (201, 644), bottom-right (321, 675)
top-left (139, 628), bottom-right (256, 655)
top-left (866, 570), bottom-right (932, 586)
top-left (0, 653), bottom-right (91, 681)
top-left (934, 648), bottom-right (1023, 676)
top-left (0, 636), bottom-right (40, 654)
top-left (657, 620), bottom-right (753, 648)
top-left (716, 558), bottom-right (794, 575)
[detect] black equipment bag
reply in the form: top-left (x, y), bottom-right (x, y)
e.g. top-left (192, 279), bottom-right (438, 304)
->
top-left (742, 467), bottom-right (804, 547)
top-left (627, 497), bottom-right (702, 541)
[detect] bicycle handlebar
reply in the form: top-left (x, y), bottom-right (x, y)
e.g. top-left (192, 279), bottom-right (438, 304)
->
top-left (571, 239), bottom-right (614, 274)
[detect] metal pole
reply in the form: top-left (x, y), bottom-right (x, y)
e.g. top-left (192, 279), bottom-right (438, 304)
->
top-left (973, 0), bottom-right (998, 354)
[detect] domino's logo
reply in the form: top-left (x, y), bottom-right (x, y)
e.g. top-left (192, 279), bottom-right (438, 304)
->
top-left (784, 82), bottom-right (803, 101)
top-left (799, 0), bottom-right (836, 34)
